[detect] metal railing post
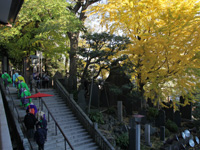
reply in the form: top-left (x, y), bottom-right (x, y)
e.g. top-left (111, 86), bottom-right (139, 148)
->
top-left (48, 112), bottom-right (50, 122)
top-left (64, 139), bottom-right (66, 150)
top-left (55, 123), bottom-right (57, 135)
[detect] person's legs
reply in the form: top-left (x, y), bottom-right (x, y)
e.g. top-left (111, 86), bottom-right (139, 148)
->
top-left (27, 129), bottom-right (34, 138)
top-left (42, 80), bottom-right (45, 88)
top-left (4, 79), bottom-right (8, 89)
top-left (30, 128), bottom-right (34, 138)
top-left (38, 143), bottom-right (44, 150)
top-left (46, 81), bottom-right (49, 89)
top-left (36, 80), bottom-right (39, 88)
top-left (41, 144), bottom-right (44, 150)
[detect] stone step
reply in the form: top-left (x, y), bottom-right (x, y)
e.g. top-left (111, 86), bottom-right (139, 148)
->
top-left (44, 101), bottom-right (63, 105)
top-left (70, 138), bottom-right (95, 148)
top-left (74, 142), bottom-right (100, 150)
top-left (47, 107), bottom-right (72, 113)
top-left (8, 86), bottom-right (101, 150)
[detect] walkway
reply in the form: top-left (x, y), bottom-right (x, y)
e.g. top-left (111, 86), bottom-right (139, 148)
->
top-left (0, 89), bottom-right (12, 150)
top-left (7, 85), bottom-right (100, 150)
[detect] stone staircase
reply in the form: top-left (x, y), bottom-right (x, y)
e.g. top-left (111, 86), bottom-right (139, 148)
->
top-left (8, 87), bottom-right (101, 150)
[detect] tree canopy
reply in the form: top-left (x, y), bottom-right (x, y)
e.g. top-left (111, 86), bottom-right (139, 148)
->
top-left (77, 32), bottom-right (130, 86)
top-left (0, 0), bottom-right (82, 67)
top-left (89, 0), bottom-right (200, 107)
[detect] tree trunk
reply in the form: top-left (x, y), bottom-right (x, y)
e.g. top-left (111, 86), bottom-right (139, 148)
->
top-left (67, 32), bottom-right (79, 92)
top-left (138, 73), bottom-right (146, 110)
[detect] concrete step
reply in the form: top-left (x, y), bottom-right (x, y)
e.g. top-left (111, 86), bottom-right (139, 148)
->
top-left (8, 86), bottom-right (101, 150)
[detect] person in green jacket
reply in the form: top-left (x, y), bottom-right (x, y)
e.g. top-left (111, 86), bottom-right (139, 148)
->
top-left (18, 81), bottom-right (30, 98)
top-left (2, 71), bottom-right (12, 89)
top-left (20, 89), bottom-right (32, 107)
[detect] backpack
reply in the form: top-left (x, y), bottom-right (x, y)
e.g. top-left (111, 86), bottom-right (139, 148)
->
top-left (5, 74), bottom-right (12, 83)
top-left (21, 91), bottom-right (29, 105)
top-left (28, 105), bottom-right (35, 115)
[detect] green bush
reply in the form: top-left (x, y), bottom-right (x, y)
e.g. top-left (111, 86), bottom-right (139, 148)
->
top-left (165, 128), bottom-right (170, 137)
top-left (147, 107), bottom-right (159, 122)
top-left (192, 102), bottom-right (200, 129)
top-left (107, 106), bottom-right (116, 115)
top-left (116, 133), bottom-right (129, 149)
top-left (165, 120), bottom-right (178, 133)
top-left (89, 111), bottom-right (104, 124)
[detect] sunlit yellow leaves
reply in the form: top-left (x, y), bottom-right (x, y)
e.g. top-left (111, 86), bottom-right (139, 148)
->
top-left (89, 0), bottom-right (200, 105)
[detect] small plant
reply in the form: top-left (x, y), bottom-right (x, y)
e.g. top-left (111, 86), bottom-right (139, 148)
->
top-left (107, 106), bottom-right (116, 115)
top-left (192, 102), bottom-right (200, 130)
top-left (147, 107), bottom-right (159, 122)
top-left (165, 119), bottom-right (178, 133)
top-left (89, 111), bottom-right (104, 124)
top-left (115, 132), bottom-right (129, 149)
top-left (165, 128), bottom-right (170, 137)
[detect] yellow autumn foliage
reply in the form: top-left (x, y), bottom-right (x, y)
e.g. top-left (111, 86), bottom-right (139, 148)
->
top-left (88, 0), bottom-right (200, 106)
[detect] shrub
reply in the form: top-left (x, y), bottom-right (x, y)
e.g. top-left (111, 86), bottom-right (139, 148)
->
top-left (89, 111), bottom-right (104, 124)
top-left (165, 128), bottom-right (170, 137)
top-left (192, 102), bottom-right (200, 129)
top-left (115, 132), bottom-right (129, 149)
top-left (165, 120), bottom-right (178, 133)
top-left (107, 106), bottom-right (116, 115)
top-left (147, 107), bottom-right (159, 122)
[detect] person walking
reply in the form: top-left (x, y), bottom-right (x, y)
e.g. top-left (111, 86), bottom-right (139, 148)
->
top-left (34, 122), bottom-right (47, 150)
top-left (2, 71), bottom-right (12, 89)
top-left (12, 70), bottom-right (19, 87)
top-left (15, 74), bottom-right (26, 89)
top-left (24, 109), bottom-right (37, 139)
top-left (18, 81), bottom-right (30, 98)
top-left (42, 72), bottom-right (50, 89)
top-left (37, 113), bottom-right (47, 140)
top-left (26, 102), bottom-right (38, 116)
top-left (20, 89), bottom-right (32, 107)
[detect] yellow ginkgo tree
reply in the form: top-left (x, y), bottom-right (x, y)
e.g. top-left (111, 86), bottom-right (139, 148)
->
top-left (89, 0), bottom-right (200, 108)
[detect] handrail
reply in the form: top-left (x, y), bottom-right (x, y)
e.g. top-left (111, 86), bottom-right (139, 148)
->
top-left (7, 89), bottom-right (34, 150)
top-left (36, 89), bottom-right (74, 150)
top-left (54, 79), bottom-right (115, 150)
top-left (0, 79), bottom-right (33, 150)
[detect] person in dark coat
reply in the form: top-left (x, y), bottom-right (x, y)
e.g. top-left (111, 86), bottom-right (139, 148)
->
top-left (34, 122), bottom-right (46, 150)
top-left (24, 109), bottom-right (37, 138)
top-left (38, 114), bottom-right (47, 140)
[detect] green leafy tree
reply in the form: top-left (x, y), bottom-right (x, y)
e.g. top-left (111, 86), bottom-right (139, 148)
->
top-left (0, 0), bottom-right (82, 74)
top-left (65, 0), bottom-right (104, 92)
top-left (77, 32), bottom-right (130, 88)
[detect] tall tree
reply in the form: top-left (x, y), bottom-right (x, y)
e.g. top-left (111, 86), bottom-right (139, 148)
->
top-left (0, 0), bottom-right (81, 72)
top-left (77, 32), bottom-right (130, 88)
top-left (89, 0), bottom-right (200, 107)
top-left (66, 0), bottom-right (101, 92)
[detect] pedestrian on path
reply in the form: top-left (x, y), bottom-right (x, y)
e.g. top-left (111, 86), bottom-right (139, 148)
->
top-left (18, 81), bottom-right (30, 98)
top-left (24, 109), bottom-right (37, 139)
top-left (20, 89), bottom-right (32, 107)
top-left (2, 71), bottom-right (12, 89)
top-left (26, 102), bottom-right (38, 116)
top-left (12, 70), bottom-right (19, 87)
top-left (15, 74), bottom-right (26, 89)
top-left (42, 72), bottom-right (50, 89)
top-left (34, 122), bottom-right (47, 150)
